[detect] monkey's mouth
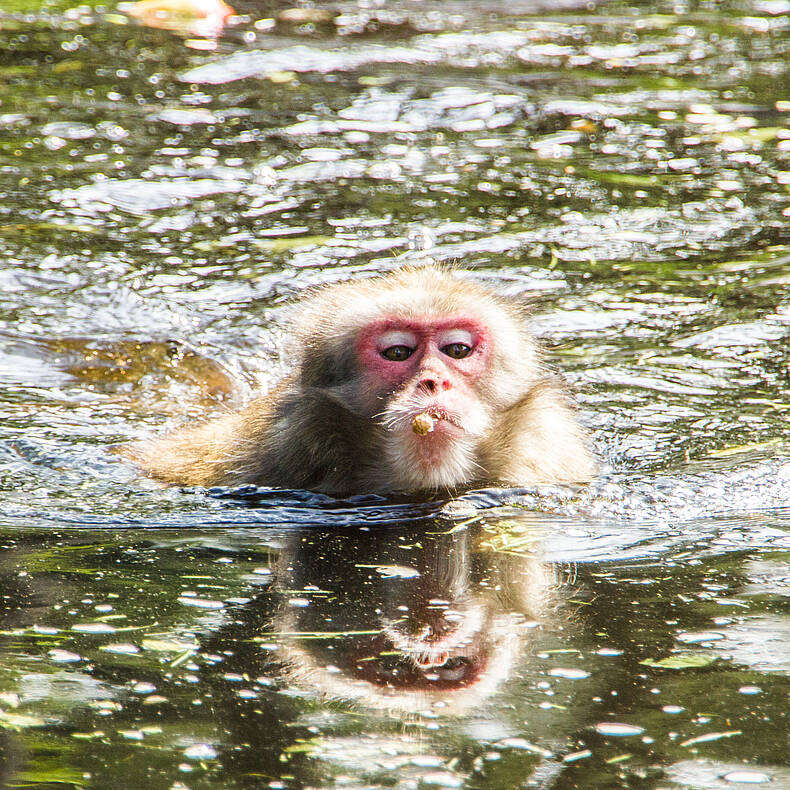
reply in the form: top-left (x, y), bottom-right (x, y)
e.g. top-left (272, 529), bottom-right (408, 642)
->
top-left (378, 402), bottom-right (465, 437)
top-left (410, 410), bottom-right (465, 440)
top-left (419, 408), bottom-right (462, 429)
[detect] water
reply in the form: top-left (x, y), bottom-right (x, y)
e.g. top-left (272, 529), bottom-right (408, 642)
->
top-left (1, 0), bottom-right (790, 786)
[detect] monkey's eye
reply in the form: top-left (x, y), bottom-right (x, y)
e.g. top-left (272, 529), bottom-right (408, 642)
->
top-left (441, 343), bottom-right (472, 359)
top-left (381, 345), bottom-right (414, 362)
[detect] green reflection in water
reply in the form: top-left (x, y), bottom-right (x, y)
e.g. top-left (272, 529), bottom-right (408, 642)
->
top-left (0, 0), bottom-right (790, 785)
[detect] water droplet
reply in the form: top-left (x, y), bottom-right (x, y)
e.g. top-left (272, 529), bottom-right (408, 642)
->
top-left (72, 623), bottom-right (116, 634)
top-left (183, 743), bottom-right (218, 760)
top-left (723, 770), bottom-right (771, 784)
top-left (48, 649), bottom-right (82, 663)
top-left (101, 643), bottom-right (140, 655)
top-left (676, 631), bottom-right (724, 644)
top-left (595, 722), bottom-right (645, 737)
top-left (548, 667), bottom-right (591, 679)
top-left (178, 596), bottom-right (225, 610)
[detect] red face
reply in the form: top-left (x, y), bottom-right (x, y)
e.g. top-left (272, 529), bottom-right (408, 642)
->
top-left (355, 316), bottom-right (491, 418)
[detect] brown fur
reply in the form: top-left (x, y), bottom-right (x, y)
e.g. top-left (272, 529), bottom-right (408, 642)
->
top-left (131, 266), bottom-right (595, 494)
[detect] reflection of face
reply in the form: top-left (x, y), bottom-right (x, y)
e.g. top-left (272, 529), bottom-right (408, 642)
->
top-left (271, 524), bottom-right (550, 714)
top-left (375, 596), bottom-right (487, 684)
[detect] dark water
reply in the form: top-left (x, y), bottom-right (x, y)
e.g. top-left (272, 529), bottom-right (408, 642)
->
top-left (1, 0), bottom-right (790, 786)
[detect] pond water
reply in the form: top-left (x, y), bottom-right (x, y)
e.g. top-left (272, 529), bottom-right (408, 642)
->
top-left (2, 0), bottom-right (790, 786)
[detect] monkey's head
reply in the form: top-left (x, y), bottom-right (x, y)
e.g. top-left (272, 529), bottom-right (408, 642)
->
top-left (289, 267), bottom-right (544, 492)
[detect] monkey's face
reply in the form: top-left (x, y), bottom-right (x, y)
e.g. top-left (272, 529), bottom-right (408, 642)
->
top-left (356, 316), bottom-right (491, 412)
top-left (356, 316), bottom-right (494, 490)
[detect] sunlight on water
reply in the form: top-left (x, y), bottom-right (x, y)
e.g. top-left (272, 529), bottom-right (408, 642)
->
top-left (0, 0), bottom-right (790, 786)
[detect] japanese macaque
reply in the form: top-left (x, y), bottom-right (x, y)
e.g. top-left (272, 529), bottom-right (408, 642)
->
top-left (133, 266), bottom-right (595, 495)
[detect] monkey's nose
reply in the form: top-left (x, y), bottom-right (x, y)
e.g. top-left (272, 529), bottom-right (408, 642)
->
top-left (421, 379), bottom-right (437, 394)
top-left (418, 372), bottom-right (450, 394)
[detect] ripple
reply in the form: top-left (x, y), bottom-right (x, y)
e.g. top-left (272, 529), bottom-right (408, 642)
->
top-left (50, 178), bottom-right (244, 215)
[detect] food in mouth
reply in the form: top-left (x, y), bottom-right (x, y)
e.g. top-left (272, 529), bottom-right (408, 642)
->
top-left (411, 412), bottom-right (437, 436)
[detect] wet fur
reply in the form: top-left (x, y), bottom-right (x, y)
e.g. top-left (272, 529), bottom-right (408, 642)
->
top-left (132, 266), bottom-right (595, 494)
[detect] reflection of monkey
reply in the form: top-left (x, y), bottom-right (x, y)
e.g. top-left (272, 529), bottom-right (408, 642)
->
top-left (205, 521), bottom-right (554, 716)
top-left (134, 267), bottom-right (594, 494)
top-left (195, 517), bottom-right (648, 787)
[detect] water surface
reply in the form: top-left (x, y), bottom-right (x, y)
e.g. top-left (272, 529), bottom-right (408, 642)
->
top-left (1, 0), bottom-right (790, 786)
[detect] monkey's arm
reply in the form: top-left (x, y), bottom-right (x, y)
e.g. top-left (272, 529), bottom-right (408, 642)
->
top-left (131, 383), bottom-right (375, 492)
top-left (130, 410), bottom-right (253, 487)
top-left (480, 380), bottom-right (596, 486)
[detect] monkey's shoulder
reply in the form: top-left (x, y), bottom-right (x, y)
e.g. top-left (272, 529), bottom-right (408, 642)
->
top-left (245, 384), bottom-right (382, 493)
top-left (482, 378), bottom-right (596, 486)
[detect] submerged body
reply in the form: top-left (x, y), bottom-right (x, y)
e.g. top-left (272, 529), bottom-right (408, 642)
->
top-left (134, 267), bottom-right (594, 495)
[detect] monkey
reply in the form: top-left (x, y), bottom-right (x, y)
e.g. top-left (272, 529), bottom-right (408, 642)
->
top-left (132, 266), bottom-right (595, 495)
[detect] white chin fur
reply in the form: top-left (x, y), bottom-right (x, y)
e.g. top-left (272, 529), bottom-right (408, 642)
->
top-left (378, 400), bottom-right (491, 491)
top-left (384, 432), bottom-right (481, 492)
